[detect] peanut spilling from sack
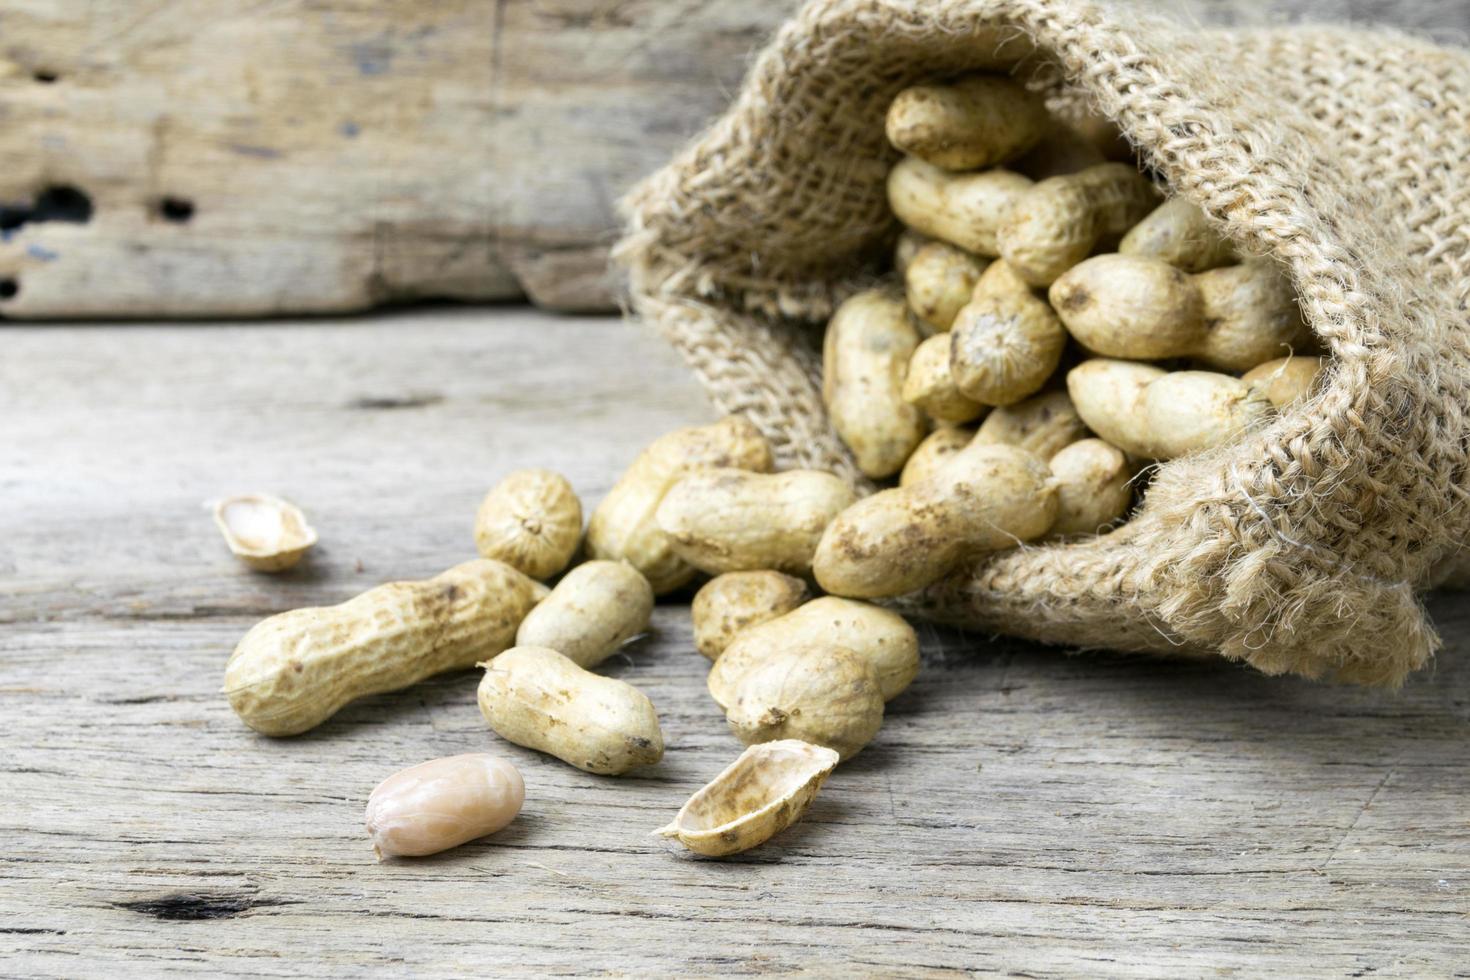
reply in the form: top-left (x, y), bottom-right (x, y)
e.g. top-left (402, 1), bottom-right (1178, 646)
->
top-left (798, 69), bottom-right (1324, 600)
top-left (586, 416), bottom-right (773, 593)
top-left (222, 67), bottom-right (1334, 863)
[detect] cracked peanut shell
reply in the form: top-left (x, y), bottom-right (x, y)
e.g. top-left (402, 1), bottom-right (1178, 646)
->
top-left (655, 740), bottom-right (839, 857)
top-left (213, 492), bottom-right (318, 572)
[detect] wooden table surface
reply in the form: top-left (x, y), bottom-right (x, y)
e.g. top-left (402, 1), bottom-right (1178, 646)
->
top-left (3, 308), bottom-right (1467, 977)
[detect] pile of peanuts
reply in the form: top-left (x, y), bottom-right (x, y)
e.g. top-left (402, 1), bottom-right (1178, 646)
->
top-left (217, 72), bottom-right (1323, 861)
top-left (817, 73), bottom-right (1323, 600)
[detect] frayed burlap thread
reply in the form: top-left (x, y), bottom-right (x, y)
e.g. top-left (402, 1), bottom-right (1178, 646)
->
top-left (616, 0), bottom-right (1470, 686)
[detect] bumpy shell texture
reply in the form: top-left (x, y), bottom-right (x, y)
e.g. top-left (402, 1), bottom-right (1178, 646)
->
top-left (691, 571), bottom-right (809, 661)
top-left (224, 559), bottom-right (547, 736)
top-left (474, 469), bottom-right (583, 580)
top-left (477, 646), bottom-right (664, 775)
top-left (585, 416), bottom-right (774, 594)
top-left (514, 560), bottom-right (654, 668)
top-left (657, 468), bottom-right (857, 576)
top-left (973, 389), bottom-right (1089, 460)
top-left (723, 644), bottom-right (884, 760)
top-left (822, 289), bottom-right (926, 479)
top-left (707, 597), bottom-right (920, 707)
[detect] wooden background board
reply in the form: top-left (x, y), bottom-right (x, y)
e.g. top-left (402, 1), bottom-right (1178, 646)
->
top-left (3, 308), bottom-right (1468, 977)
top-left (1, 0), bottom-right (1467, 317)
top-left (0, 0), bottom-right (792, 317)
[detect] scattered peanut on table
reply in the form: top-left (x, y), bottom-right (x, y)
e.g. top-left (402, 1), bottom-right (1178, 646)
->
top-left (585, 415), bottom-right (773, 593)
top-left (515, 559), bottom-right (654, 668)
top-left (656, 468), bottom-right (856, 576)
top-left (723, 644), bottom-right (885, 761)
top-left (365, 754), bottom-right (525, 860)
top-left (656, 740), bottom-right (839, 856)
top-left (224, 559), bottom-right (547, 737)
top-left (474, 468), bottom-right (584, 580)
top-left (706, 597), bottom-right (920, 709)
top-left (477, 646), bottom-right (665, 776)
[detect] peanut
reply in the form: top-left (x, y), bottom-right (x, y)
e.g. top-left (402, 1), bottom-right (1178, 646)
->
top-left (1049, 253), bottom-right (1201, 360)
top-left (474, 468), bottom-right (583, 580)
top-left (903, 333), bottom-right (987, 424)
top-left (973, 389), bottom-right (1089, 460)
top-left (949, 259), bottom-right (1068, 406)
top-left (1119, 197), bottom-right (1235, 272)
top-left (1067, 358), bottom-right (1273, 460)
top-left (894, 229), bottom-right (931, 277)
top-left (477, 646), bottom-right (664, 775)
top-left (212, 493), bottom-right (317, 572)
top-left (887, 156), bottom-right (1033, 255)
top-left (813, 442), bottom-right (1057, 598)
top-left (1049, 254), bottom-right (1306, 371)
top-left (365, 754), bottom-right (523, 860)
top-left (1046, 438), bottom-right (1134, 537)
top-left (656, 468), bottom-right (857, 577)
top-left (723, 644), bottom-right (884, 761)
top-left (514, 560), bottom-right (653, 668)
top-left (707, 596), bottom-right (920, 709)
top-left (885, 74), bottom-right (1047, 171)
top-left (823, 290), bottom-right (927, 478)
top-left (1066, 358), bottom-right (1162, 458)
top-left (691, 571), bottom-right (808, 661)
top-left (1143, 371), bottom-right (1274, 459)
top-left (224, 559), bottom-right (547, 736)
top-left (585, 416), bottom-right (772, 594)
top-left (1242, 354), bottom-right (1326, 408)
top-left (997, 162), bottom-right (1160, 285)
top-left (1192, 262), bottom-right (1310, 371)
top-left (899, 425), bottom-right (974, 487)
top-left (904, 240), bottom-right (989, 331)
top-left (655, 740), bottom-right (839, 857)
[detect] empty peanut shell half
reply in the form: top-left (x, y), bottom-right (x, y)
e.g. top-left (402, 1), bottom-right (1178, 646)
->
top-left (654, 739), bottom-right (839, 857)
top-left (212, 493), bottom-right (318, 572)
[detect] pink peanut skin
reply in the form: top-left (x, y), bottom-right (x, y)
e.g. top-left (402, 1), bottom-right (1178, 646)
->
top-left (365, 753), bottom-right (524, 860)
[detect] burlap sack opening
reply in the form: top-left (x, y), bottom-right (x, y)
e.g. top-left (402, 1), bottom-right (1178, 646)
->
top-left (616, 0), bottom-right (1470, 686)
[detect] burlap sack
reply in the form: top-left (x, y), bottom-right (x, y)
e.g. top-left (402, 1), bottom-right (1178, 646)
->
top-left (616, 0), bottom-right (1470, 686)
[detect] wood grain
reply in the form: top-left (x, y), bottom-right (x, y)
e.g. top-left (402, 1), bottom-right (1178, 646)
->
top-left (1, 309), bottom-right (1467, 976)
top-left (1, 1), bottom-right (1465, 318)
top-left (0, 0), bottom-right (791, 317)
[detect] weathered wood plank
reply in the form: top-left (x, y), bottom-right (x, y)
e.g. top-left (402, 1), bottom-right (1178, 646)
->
top-left (1, 1), bottom-right (1465, 317)
top-left (0, 0), bottom-right (794, 317)
top-left (2, 309), bottom-right (1468, 977)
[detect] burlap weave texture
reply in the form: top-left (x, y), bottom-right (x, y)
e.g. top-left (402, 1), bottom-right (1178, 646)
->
top-left (616, 0), bottom-right (1470, 685)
